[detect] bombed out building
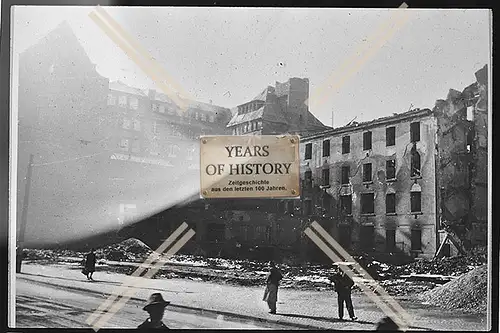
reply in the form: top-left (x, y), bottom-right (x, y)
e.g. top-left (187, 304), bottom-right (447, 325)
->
top-left (291, 65), bottom-right (488, 262)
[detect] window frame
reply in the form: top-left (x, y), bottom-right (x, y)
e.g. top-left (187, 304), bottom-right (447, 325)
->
top-left (342, 136), bottom-right (350, 154)
top-left (410, 191), bottom-right (422, 213)
top-left (386, 126), bottom-right (396, 146)
top-left (340, 195), bottom-right (352, 215)
top-left (386, 229), bottom-right (396, 252)
top-left (322, 139), bottom-right (331, 157)
top-left (322, 168), bottom-right (330, 186)
top-left (305, 143), bottom-right (312, 160)
top-left (363, 131), bottom-right (372, 151)
top-left (410, 149), bottom-right (421, 178)
top-left (341, 166), bottom-right (350, 185)
top-left (360, 193), bottom-right (375, 215)
top-left (411, 229), bottom-right (422, 251)
top-left (386, 193), bottom-right (396, 214)
top-left (386, 159), bottom-right (396, 180)
top-left (363, 163), bottom-right (373, 182)
top-left (410, 121), bottom-right (421, 142)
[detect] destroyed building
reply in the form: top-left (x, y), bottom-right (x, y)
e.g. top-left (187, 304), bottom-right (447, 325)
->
top-left (433, 65), bottom-right (488, 250)
top-left (295, 65), bottom-right (488, 262)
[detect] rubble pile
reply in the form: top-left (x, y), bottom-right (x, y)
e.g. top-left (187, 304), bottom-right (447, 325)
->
top-left (389, 254), bottom-right (486, 278)
top-left (419, 265), bottom-right (487, 313)
top-left (99, 238), bottom-right (153, 262)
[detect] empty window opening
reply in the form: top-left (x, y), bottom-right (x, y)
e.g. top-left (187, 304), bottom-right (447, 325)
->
top-left (386, 126), bottom-right (396, 146)
top-left (363, 131), bottom-right (372, 150)
top-left (361, 193), bottom-right (375, 214)
top-left (342, 136), bottom-right (350, 154)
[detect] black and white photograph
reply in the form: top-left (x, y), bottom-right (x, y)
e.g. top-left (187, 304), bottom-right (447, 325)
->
top-left (7, 4), bottom-right (493, 331)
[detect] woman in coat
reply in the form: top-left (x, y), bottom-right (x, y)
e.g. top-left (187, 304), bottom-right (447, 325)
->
top-left (263, 261), bottom-right (283, 314)
top-left (84, 248), bottom-right (96, 280)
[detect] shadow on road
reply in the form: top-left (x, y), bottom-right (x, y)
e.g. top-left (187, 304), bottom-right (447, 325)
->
top-left (276, 313), bottom-right (375, 326)
top-left (18, 272), bottom-right (195, 294)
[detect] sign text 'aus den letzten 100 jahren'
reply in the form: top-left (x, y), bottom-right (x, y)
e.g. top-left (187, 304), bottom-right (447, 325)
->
top-left (199, 135), bottom-right (300, 199)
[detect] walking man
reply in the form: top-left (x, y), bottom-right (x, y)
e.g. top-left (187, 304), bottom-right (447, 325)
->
top-left (84, 248), bottom-right (96, 281)
top-left (263, 261), bottom-right (283, 314)
top-left (138, 293), bottom-right (171, 329)
top-left (330, 266), bottom-right (357, 321)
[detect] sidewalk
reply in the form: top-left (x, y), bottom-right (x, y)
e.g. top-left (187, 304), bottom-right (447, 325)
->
top-left (16, 263), bottom-right (487, 331)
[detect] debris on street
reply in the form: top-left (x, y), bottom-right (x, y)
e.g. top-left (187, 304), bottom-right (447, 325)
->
top-left (418, 265), bottom-right (487, 314)
top-left (20, 243), bottom-right (487, 307)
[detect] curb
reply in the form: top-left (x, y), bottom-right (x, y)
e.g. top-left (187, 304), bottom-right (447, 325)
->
top-left (17, 275), bottom-right (326, 330)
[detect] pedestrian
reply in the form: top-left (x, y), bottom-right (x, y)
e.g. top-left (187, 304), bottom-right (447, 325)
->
top-left (329, 266), bottom-right (357, 321)
top-left (138, 293), bottom-right (171, 329)
top-left (84, 248), bottom-right (96, 281)
top-left (263, 261), bottom-right (283, 314)
top-left (375, 316), bottom-right (401, 331)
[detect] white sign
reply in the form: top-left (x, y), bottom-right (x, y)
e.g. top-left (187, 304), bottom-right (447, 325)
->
top-left (200, 135), bottom-right (300, 199)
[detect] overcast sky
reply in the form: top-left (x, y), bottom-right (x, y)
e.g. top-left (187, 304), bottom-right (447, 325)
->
top-left (12, 6), bottom-right (491, 127)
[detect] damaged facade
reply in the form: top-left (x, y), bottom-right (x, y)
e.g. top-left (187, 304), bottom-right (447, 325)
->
top-left (433, 65), bottom-right (488, 249)
top-left (296, 109), bottom-right (439, 261)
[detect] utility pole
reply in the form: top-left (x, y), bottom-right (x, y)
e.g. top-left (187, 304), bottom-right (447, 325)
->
top-left (331, 110), bottom-right (334, 128)
top-left (16, 153), bottom-right (34, 273)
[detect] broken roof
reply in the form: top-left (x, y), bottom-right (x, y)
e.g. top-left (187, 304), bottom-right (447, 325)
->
top-left (252, 86), bottom-right (275, 102)
top-left (302, 108), bottom-right (433, 141)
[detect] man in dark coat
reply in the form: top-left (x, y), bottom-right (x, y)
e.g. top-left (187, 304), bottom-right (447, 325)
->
top-left (138, 293), bottom-right (171, 329)
top-left (84, 248), bottom-right (96, 281)
top-left (263, 261), bottom-right (283, 314)
top-left (330, 267), bottom-right (357, 321)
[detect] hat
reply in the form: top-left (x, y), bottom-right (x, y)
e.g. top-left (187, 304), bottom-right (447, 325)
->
top-left (143, 293), bottom-right (170, 311)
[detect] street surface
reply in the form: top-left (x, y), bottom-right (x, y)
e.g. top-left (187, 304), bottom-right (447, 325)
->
top-left (15, 263), bottom-right (488, 330)
top-left (17, 278), bottom-right (286, 329)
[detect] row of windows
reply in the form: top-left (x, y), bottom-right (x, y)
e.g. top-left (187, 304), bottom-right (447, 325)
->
top-left (232, 120), bottom-right (263, 135)
top-left (358, 227), bottom-right (422, 252)
top-left (280, 189), bottom-right (422, 217)
top-left (304, 153), bottom-right (421, 188)
top-left (119, 138), bottom-right (196, 160)
top-left (238, 101), bottom-right (265, 115)
top-left (152, 103), bottom-right (216, 123)
top-left (122, 118), bottom-right (141, 131)
top-left (305, 121), bottom-right (421, 159)
top-left (108, 94), bottom-right (139, 110)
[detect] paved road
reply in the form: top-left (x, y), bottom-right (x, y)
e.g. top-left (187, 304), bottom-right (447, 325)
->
top-left (15, 263), bottom-right (489, 331)
top-left (16, 278), bottom-right (291, 329)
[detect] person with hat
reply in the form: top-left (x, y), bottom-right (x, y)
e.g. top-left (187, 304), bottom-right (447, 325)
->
top-left (138, 293), bottom-right (171, 329)
top-left (375, 316), bottom-right (401, 331)
top-left (329, 265), bottom-right (357, 321)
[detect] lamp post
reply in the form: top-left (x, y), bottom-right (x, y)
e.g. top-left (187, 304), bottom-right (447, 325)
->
top-left (16, 154), bottom-right (34, 273)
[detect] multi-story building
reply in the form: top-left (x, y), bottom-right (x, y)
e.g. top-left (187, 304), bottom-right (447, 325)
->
top-left (17, 21), bottom-right (110, 246)
top-left (104, 82), bottom-right (232, 236)
top-left (227, 78), bottom-right (328, 135)
top-left (295, 109), bottom-right (438, 261)
top-left (288, 66), bottom-right (489, 262)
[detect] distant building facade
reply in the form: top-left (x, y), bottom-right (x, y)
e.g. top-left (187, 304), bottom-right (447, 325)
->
top-left (226, 78), bottom-right (327, 135)
top-left (17, 21), bottom-right (110, 245)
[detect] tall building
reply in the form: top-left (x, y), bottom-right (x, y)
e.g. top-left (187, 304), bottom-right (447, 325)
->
top-left (226, 78), bottom-right (328, 135)
top-left (291, 66), bottom-right (489, 262)
top-left (296, 109), bottom-right (438, 261)
top-left (17, 21), bottom-right (110, 246)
